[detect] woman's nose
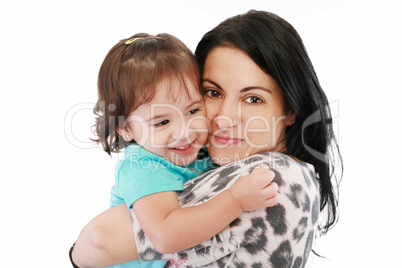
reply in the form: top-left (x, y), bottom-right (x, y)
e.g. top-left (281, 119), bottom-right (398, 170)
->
top-left (214, 101), bottom-right (240, 129)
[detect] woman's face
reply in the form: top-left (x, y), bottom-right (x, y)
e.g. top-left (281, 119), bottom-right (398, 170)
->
top-left (202, 46), bottom-right (295, 165)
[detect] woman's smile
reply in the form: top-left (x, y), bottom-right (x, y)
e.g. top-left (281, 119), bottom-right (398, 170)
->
top-left (212, 134), bottom-right (243, 146)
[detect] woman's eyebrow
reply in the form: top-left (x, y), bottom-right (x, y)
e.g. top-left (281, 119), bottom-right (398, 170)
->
top-left (241, 87), bottom-right (272, 95)
top-left (203, 79), bottom-right (272, 95)
top-left (202, 79), bottom-right (222, 90)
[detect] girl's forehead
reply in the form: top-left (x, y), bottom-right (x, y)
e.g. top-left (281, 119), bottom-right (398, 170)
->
top-left (155, 75), bottom-right (201, 101)
top-left (133, 85), bottom-right (204, 122)
top-left (131, 80), bottom-right (202, 117)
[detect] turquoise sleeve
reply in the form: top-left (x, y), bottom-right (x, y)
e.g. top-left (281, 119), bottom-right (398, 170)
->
top-left (116, 158), bottom-right (184, 208)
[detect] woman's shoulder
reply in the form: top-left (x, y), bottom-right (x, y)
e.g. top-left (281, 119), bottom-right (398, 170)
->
top-left (178, 151), bottom-right (320, 267)
top-left (245, 151), bottom-right (313, 169)
top-left (250, 152), bottom-right (318, 195)
top-left (225, 152), bottom-right (316, 181)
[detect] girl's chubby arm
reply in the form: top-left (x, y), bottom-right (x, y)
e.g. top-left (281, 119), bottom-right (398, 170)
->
top-left (72, 204), bottom-right (139, 268)
top-left (134, 163), bottom-right (278, 254)
top-left (71, 164), bottom-right (278, 267)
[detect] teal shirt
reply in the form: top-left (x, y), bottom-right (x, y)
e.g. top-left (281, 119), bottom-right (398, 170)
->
top-left (108, 144), bottom-right (213, 268)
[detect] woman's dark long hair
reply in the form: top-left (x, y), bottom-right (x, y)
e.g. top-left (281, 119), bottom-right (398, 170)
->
top-left (195, 10), bottom-right (343, 235)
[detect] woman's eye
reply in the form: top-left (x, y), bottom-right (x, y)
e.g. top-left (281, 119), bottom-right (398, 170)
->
top-left (204, 89), bottom-right (222, 98)
top-left (187, 108), bottom-right (200, 115)
top-left (245, 96), bottom-right (263, 104)
top-left (154, 120), bottom-right (169, 127)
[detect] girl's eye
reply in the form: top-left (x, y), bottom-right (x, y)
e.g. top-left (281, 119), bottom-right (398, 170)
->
top-left (204, 89), bottom-right (222, 98)
top-left (187, 108), bottom-right (200, 115)
top-left (245, 96), bottom-right (263, 104)
top-left (154, 120), bottom-right (169, 127)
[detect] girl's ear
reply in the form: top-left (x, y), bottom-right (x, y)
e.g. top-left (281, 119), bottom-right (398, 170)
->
top-left (116, 126), bottom-right (132, 142)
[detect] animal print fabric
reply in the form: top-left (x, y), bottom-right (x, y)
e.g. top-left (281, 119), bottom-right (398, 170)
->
top-left (130, 152), bottom-right (319, 267)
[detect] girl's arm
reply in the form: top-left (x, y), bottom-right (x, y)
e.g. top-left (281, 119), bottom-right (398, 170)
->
top-left (133, 164), bottom-right (278, 254)
top-left (72, 204), bottom-right (139, 268)
top-left (71, 164), bottom-right (277, 267)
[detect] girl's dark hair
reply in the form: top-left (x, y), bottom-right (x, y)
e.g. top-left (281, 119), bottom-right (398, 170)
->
top-left (195, 10), bottom-right (343, 235)
top-left (93, 33), bottom-right (200, 155)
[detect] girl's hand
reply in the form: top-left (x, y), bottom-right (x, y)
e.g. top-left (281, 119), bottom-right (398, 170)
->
top-left (229, 163), bottom-right (279, 212)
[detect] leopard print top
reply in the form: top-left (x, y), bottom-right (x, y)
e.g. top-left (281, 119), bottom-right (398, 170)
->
top-left (130, 152), bottom-right (319, 268)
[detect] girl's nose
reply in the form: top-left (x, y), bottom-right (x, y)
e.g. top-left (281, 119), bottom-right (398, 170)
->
top-left (171, 120), bottom-right (186, 140)
top-left (171, 117), bottom-right (196, 142)
top-left (187, 115), bottom-right (209, 136)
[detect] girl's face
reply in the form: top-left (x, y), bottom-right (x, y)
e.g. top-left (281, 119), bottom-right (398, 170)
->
top-left (121, 78), bottom-right (208, 166)
top-left (202, 46), bottom-right (295, 165)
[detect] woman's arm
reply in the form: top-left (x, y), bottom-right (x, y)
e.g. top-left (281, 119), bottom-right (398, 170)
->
top-left (133, 164), bottom-right (278, 254)
top-left (72, 204), bottom-right (139, 268)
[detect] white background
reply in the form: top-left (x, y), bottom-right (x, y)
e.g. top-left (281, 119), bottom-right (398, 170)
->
top-left (1, 0), bottom-right (401, 267)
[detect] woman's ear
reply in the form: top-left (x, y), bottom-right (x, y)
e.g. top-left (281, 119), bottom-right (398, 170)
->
top-left (116, 126), bottom-right (132, 142)
top-left (286, 109), bottom-right (297, 126)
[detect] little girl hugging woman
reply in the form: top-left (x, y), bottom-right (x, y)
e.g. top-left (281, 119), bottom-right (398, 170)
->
top-left (71, 33), bottom-right (279, 268)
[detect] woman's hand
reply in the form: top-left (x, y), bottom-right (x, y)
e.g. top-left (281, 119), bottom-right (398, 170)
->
top-left (229, 163), bottom-right (279, 212)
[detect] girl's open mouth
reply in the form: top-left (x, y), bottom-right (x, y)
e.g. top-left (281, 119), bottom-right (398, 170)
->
top-left (169, 143), bottom-right (194, 156)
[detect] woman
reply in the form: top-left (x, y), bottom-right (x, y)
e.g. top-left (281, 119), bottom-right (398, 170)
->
top-left (72, 10), bottom-right (341, 267)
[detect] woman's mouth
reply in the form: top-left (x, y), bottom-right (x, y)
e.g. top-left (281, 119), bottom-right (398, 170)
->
top-left (169, 143), bottom-right (194, 156)
top-left (213, 135), bottom-right (243, 146)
